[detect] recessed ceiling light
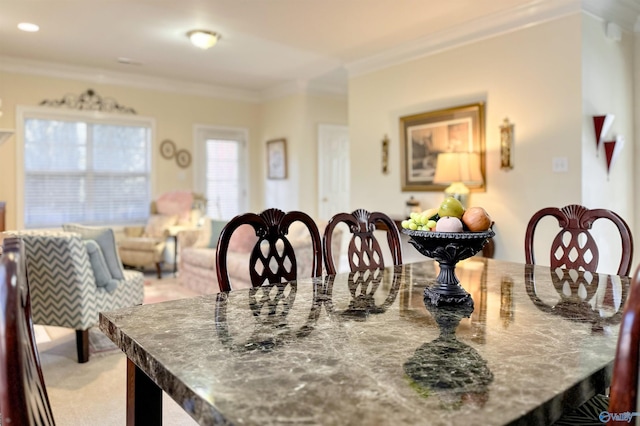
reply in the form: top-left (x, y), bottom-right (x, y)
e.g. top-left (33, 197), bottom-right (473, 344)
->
top-left (186, 30), bottom-right (221, 50)
top-left (18, 22), bottom-right (39, 32)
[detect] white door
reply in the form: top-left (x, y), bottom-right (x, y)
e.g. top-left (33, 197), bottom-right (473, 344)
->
top-left (318, 124), bottom-right (350, 220)
top-left (194, 125), bottom-right (249, 219)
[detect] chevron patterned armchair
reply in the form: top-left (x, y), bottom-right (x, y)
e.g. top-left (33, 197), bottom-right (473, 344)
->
top-left (3, 230), bottom-right (144, 363)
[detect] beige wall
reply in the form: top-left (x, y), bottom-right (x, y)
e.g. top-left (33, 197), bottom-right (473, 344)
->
top-left (0, 71), bottom-right (261, 229)
top-left (0, 71), bottom-right (348, 229)
top-left (581, 14), bottom-right (636, 273)
top-left (259, 93), bottom-right (348, 216)
top-left (348, 15), bottom-right (585, 264)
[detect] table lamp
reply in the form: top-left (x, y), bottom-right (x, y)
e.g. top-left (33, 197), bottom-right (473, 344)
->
top-left (433, 152), bottom-right (483, 208)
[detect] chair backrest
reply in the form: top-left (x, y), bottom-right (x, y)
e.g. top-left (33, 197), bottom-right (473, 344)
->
top-left (608, 265), bottom-right (640, 416)
top-left (524, 204), bottom-right (633, 276)
top-left (216, 208), bottom-right (322, 292)
top-left (0, 237), bottom-right (56, 425)
top-left (323, 209), bottom-right (402, 274)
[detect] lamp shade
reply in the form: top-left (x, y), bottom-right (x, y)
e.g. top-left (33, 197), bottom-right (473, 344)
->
top-left (433, 152), bottom-right (483, 185)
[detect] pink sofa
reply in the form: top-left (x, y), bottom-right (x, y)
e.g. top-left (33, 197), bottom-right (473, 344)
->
top-left (177, 219), bottom-right (340, 294)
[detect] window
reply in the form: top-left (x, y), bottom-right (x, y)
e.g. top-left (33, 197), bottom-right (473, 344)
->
top-left (195, 126), bottom-right (248, 220)
top-left (21, 110), bottom-right (152, 228)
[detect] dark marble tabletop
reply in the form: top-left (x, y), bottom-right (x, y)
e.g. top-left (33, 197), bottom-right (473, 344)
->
top-left (99, 259), bottom-right (630, 425)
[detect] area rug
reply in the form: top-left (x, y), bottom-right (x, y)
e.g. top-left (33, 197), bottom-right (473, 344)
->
top-left (88, 327), bottom-right (120, 356)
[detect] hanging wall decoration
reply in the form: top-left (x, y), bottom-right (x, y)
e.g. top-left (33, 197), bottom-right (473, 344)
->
top-left (40, 88), bottom-right (137, 114)
top-left (592, 114), bottom-right (614, 156)
top-left (499, 118), bottom-right (514, 170)
top-left (176, 149), bottom-right (192, 169)
top-left (381, 134), bottom-right (390, 174)
top-left (160, 139), bottom-right (177, 159)
top-left (603, 135), bottom-right (624, 178)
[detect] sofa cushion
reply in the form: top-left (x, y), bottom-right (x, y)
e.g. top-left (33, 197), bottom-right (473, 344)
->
top-left (83, 240), bottom-right (119, 293)
top-left (182, 247), bottom-right (217, 270)
top-left (227, 224), bottom-right (258, 253)
top-left (62, 223), bottom-right (125, 280)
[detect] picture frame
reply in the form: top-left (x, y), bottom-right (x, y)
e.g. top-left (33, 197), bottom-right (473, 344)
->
top-left (266, 138), bottom-right (287, 179)
top-left (399, 102), bottom-right (486, 191)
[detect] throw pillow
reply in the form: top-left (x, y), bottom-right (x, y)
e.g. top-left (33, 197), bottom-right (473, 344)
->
top-left (83, 240), bottom-right (119, 293)
top-left (143, 214), bottom-right (178, 238)
top-left (62, 223), bottom-right (125, 280)
top-left (208, 219), bottom-right (229, 249)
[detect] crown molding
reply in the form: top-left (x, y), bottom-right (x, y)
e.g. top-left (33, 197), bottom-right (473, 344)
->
top-left (345, 1), bottom-right (582, 78)
top-left (260, 79), bottom-right (347, 101)
top-left (0, 55), bottom-right (263, 103)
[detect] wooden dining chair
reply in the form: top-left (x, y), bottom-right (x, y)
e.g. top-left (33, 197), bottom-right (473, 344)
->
top-left (0, 237), bottom-right (56, 425)
top-left (553, 264), bottom-right (640, 425)
top-left (323, 209), bottom-right (403, 274)
top-left (524, 204), bottom-right (633, 276)
top-left (216, 208), bottom-right (323, 292)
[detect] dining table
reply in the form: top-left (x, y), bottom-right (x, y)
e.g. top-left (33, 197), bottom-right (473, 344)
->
top-left (99, 257), bottom-right (630, 426)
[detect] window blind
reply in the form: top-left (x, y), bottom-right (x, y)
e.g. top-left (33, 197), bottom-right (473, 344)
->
top-left (23, 117), bottom-right (151, 228)
top-left (205, 139), bottom-right (244, 220)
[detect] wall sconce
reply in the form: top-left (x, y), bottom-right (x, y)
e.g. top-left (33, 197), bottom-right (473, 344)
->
top-left (604, 135), bottom-right (624, 179)
top-left (500, 118), bottom-right (514, 170)
top-left (381, 134), bottom-right (389, 174)
top-left (593, 114), bottom-right (614, 156)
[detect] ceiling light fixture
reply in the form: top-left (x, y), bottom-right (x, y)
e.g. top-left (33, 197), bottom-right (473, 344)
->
top-left (187, 30), bottom-right (220, 50)
top-left (18, 22), bottom-right (39, 32)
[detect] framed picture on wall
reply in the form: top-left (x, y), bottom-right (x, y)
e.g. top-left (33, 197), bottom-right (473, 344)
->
top-left (399, 102), bottom-right (486, 191)
top-left (267, 138), bottom-right (287, 179)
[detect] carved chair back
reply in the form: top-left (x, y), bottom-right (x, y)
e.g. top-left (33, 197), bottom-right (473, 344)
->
top-left (0, 237), bottom-right (56, 425)
top-left (216, 208), bottom-right (322, 292)
top-left (524, 204), bottom-right (633, 276)
top-left (323, 209), bottom-right (402, 275)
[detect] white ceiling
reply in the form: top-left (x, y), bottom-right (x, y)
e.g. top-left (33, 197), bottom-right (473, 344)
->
top-left (1, 0), bottom-right (639, 100)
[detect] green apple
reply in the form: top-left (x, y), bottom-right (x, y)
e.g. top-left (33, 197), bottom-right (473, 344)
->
top-left (438, 197), bottom-right (465, 219)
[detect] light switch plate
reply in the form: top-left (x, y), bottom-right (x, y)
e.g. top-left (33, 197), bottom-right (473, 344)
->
top-left (552, 157), bottom-right (569, 173)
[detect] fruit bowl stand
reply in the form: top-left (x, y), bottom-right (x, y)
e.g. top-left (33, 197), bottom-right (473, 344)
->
top-left (401, 229), bottom-right (495, 306)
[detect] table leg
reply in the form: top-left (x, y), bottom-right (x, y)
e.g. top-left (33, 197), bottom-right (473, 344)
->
top-left (127, 358), bottom-right (162, 426)
top-left (172, 235), bottom-right (178, 275)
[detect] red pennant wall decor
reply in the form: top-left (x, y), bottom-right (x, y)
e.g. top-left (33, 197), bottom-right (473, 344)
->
top-left (604, 140), bottom-right (616, 175)
top-left (592, 114), bottom-right (614, 156)
top-left (603, 135), bottom-right (625, 177)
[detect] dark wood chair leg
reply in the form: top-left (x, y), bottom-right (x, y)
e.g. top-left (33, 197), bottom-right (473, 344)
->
top-left (127, 358), bottom-right (162, 426)
top-left (76, 329), bottom-right (89, 363)
top-left (155, 262), bottom-right (162, 279)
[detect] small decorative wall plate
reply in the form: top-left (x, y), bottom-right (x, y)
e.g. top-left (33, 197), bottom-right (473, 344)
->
top-left (176, 149), bottom-right (192, 168)
top-left (160, 139), bottom-right (176, 159)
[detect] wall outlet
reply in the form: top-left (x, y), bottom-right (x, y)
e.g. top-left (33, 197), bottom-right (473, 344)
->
top-left (552, 157), bottom-right (569, 173)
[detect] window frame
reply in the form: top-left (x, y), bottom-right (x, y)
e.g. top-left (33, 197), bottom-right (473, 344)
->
top-left (16, 105), bottom-right (156, 229)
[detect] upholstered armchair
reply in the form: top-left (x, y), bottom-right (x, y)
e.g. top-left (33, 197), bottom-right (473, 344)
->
top-left (117, 191), bottom-right (205, 278)
top-left (2, 229), bottom-right (144, 363)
